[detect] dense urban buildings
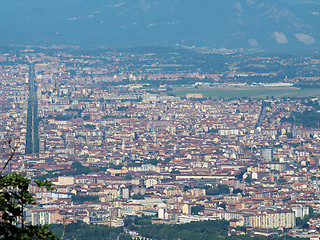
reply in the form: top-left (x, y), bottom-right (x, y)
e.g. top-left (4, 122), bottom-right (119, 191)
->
top-left (1, 46), bottom-right (320, 239)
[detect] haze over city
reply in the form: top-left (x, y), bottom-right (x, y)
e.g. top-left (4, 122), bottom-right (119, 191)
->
top-left (1, 1), bottom-right (320, 240)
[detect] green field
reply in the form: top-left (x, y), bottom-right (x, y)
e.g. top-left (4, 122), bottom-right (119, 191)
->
top-left (173, 87), bottom-right (320, 99)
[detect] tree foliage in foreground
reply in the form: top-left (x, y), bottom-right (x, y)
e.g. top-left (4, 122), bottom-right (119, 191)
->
top-left (0, 173), bottom-right (57, 240)
top-left (1, 138), bottom-right (57, 239)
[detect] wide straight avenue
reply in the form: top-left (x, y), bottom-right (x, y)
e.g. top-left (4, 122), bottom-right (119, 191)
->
top-left (25, 63), bottom-right (39, 154)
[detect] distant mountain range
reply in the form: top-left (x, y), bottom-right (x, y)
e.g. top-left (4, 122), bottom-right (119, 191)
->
top-left (0, 0), bottom-right (319, 51)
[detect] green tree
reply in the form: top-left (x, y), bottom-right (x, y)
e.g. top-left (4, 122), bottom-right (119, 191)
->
top-left (245, 175), bottom-right (252, 184)
top-left (233, 188), bottom-right (243, 194)
top-left (191, 205), bottom-right (205, 215)
top-left (132, 193), bottom-right (145, 199)
top-left (49, 222), bottom-right (129, 240)
top-left (0, 174), bottom-right (57, 239)
top-left (0, 139), bottom-right (58, 239)
top-left (71, 195), bottom-right (100, 204)
top-left (206, 184), bottom-right (230, 195)
top-left (170, 169), bottom-right (181, 174)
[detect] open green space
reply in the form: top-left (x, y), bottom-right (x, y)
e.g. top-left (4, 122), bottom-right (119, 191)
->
top-left (173, 87), bottom-right (320, 99)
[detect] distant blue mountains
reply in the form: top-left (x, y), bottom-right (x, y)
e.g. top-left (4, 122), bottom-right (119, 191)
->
top-left (1, 0), bottom-right (319, 51)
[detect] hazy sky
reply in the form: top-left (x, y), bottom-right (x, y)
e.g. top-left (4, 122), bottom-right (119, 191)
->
top-left (0, 0), bottom-right (319, 51)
